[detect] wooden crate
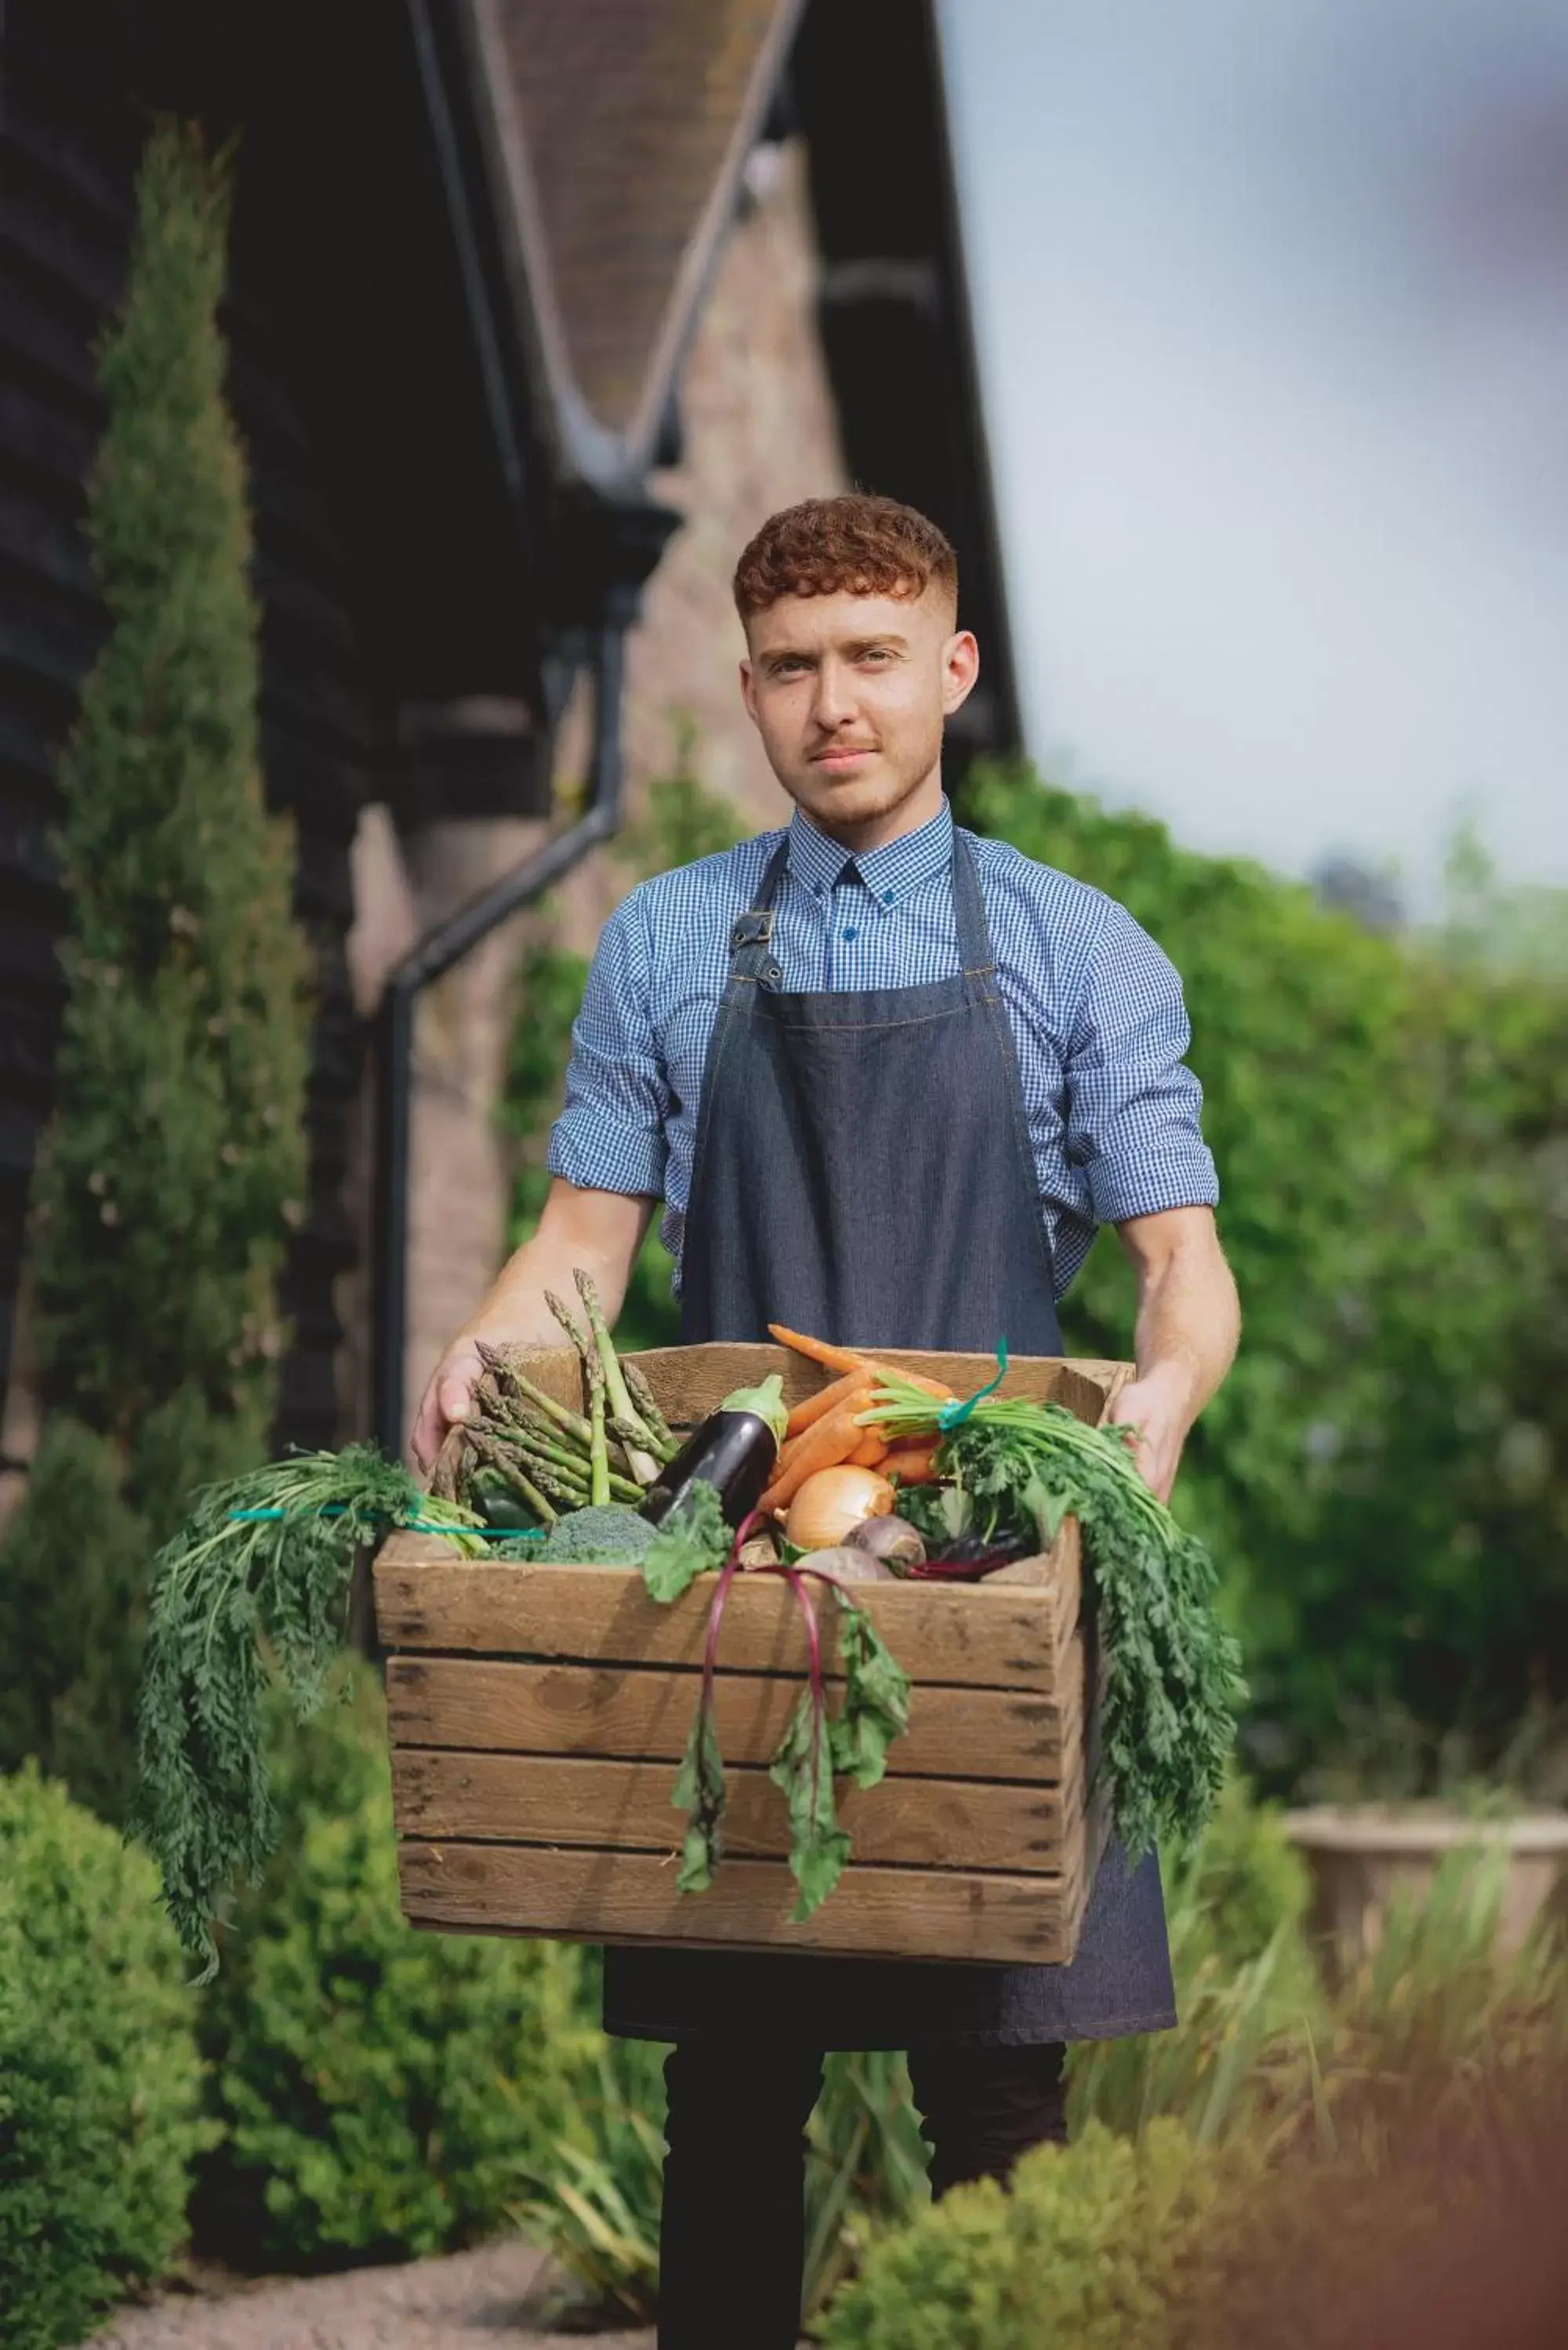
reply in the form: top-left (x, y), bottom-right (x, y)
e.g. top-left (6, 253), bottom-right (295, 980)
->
top-left (376, 1343), bottom-right (1127, 1967)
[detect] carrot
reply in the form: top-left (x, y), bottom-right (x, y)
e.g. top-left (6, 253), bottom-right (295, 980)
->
top-left (767, 1324), bottom-right (954, 1402)
top-left (882, 1444), bottom-right (938, 1486)
top-left (848, 1431), bottom-right (889, 1469)
top-left (784, 1368), bottom-right (866, 1440)
top-left (759, 1392), bottom-right (873, 1513)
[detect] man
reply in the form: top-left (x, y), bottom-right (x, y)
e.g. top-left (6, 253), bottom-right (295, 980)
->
top-left (412, 493), bottom-right (1240, 2348)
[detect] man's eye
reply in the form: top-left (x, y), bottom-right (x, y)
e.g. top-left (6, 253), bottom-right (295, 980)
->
top-left (859, 648), bottom-right (894, 664)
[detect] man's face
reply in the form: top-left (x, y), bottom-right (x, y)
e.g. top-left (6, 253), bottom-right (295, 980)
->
top-left (739, 585), bottom-right (978, 839)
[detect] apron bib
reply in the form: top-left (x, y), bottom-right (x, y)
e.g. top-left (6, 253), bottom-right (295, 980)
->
top-left (604, 829), bottom-right (1174, 2048)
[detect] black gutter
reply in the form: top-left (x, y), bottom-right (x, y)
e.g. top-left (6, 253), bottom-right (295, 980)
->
top-left (371, 622), bottom-right (626, 1458)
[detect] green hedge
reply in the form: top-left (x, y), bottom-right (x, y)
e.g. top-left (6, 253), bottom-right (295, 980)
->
top-left (960, 764), bottom-right (1568, 1786)
top-left (194, 1665), bottom-right (597, 2269)
top-left (0, 1767), bottom-right (208, 2350)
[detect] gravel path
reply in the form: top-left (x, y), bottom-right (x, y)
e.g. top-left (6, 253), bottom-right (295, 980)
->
top-left (89, 2243), bottom-right (655, 2350)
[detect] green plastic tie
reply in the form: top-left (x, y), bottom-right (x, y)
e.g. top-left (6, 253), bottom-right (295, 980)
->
top-left (227, 1506), bottom-right (542, 1543)
top-left (937, 1339), bottom-right (1009, 1431)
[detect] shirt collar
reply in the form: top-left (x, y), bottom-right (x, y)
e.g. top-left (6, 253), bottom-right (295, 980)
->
top-left (784, 795), bottom-right (954, 906)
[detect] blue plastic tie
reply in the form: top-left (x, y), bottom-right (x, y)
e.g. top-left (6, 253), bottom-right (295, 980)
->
top-left (937, 1338), bottom-right (1010, 1431)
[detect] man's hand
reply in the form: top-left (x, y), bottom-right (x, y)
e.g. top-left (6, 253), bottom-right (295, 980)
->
top-left (410, 1335), bottom-right (487, 1477)
top-left (1105, 1360), bottom-right (1195, 1506)
top-left (1109, 1206), bottom-right (1240, 1503)
top-left (406, 1181), bottom-right (655, 1476)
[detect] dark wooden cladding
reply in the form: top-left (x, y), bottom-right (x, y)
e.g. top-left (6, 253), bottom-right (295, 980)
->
top-left (0, 31), bottom-right (376, 1447)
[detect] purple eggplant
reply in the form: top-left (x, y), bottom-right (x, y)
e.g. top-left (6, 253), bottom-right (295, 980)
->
top-left (640, 1375), bottom-right (788, 1529)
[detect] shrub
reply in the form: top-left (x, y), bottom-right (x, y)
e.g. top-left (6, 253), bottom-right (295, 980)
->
top-left (0, 1767), bottom-right (208, 2350)
top-left (194, 1662), bottom-right (596, 2270)
top-left (818, 2118), bottom-right (1232, 2350)
top-left (0, 120), bottom-right (312, 1822)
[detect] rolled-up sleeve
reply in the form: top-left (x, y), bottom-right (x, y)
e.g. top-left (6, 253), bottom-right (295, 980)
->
top-left (1065, 901), bottom-right (1219, 1226)
top-left (546, 889), bottom-right (670, 1200)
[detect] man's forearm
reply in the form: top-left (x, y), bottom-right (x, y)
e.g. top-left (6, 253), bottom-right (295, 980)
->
top-left (1108, 1205), bottom-right (1239, 1501)
top-left (463, 1185), bottom-right (655, 1347)
top-left (1128, 1215), bottom-right (1240, 1423)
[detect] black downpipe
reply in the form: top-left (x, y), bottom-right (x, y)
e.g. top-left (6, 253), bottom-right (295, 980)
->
top-left (372, 623), bottom-right (627, 1457)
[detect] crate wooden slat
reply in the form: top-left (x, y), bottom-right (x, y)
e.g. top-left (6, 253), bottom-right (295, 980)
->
top-left (391, 1752), bottom-right (1083, 1872)
top-left (384, 1642), bottom-right (1084, 1778)
top-left (397, 1843), bottom-right (1092, 1966)
top-left (377, 1343), bottom-right (1127, 1967)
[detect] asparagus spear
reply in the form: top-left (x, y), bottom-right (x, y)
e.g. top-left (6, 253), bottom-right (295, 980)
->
top-left (584, 1343), bottom-right (611, 1508)
top-left (608, 1413), bottom-right (677, 1468)
top-left (574, 1269), bottom-right (662, 1484)
top-left (622, 1359), bottom-right (676, 1454)
top-left (475, 1342), bottom-right (594, 1449)
top-left (466, 1433), bottom-right (558, 1527)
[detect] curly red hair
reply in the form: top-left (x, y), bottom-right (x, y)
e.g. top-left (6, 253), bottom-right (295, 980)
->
top-left (733, 494), bottom-right (958, 622)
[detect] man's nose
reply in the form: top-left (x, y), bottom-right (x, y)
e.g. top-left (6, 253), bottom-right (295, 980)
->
top-left (810, 659), bottom-right (857, 731)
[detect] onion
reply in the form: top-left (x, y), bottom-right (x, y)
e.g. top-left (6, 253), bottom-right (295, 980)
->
top-left (784, 1466), bottom-right (896, 1553)
top-left (848, 1515), bottom-right (926, 1573)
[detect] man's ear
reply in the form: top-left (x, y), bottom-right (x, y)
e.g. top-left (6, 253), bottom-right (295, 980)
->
top-left (739, 656), bottom-right (759, 726)
top-left (942, 630), bottom-right (981, 717)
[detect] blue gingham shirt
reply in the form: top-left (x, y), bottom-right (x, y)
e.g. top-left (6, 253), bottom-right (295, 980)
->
top-left (548, 797), bottom-right (1218, 1297)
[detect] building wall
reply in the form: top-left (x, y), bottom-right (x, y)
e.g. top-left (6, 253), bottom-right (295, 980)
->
top-left (360, 138), bottom-right (848, 1438)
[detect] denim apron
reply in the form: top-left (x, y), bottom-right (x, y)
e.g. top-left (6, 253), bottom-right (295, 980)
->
top-left (603, 827), bottom-right (1175, 2049)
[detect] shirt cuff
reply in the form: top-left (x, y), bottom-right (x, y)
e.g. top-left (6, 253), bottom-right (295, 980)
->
top-left (546, 1116), bottom-right (667, 1201)
top-left (1086, 1146), bottom-right (1220, 1229)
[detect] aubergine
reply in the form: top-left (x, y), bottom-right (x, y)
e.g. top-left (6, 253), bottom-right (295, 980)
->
top-left (639, 1374), bottom-right (788, 1528)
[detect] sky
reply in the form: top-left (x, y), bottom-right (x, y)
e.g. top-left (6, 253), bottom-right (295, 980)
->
top-left (938, 0), bottom-right (1568, 903)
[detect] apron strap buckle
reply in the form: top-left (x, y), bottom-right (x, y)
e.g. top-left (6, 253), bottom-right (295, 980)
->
top-left (729, 910), bottom-right (775, 953)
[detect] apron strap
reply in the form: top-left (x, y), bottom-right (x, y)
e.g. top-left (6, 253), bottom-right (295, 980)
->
top-left (726, 837), bottom-right (792, 986)
top-left (950, 828), bottom-right (996, 975)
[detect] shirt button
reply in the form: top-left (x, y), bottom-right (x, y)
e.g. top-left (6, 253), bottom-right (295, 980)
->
top-left (882, 889), bottom-right (895, 905)
top-left (843, 925), bottom-right (858, 942)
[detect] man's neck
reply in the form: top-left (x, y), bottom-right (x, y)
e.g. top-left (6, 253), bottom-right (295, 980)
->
top-left (798, 769), bottom-right (946, 855)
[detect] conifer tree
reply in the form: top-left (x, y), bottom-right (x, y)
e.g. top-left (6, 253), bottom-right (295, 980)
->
top-left (0, 124), bottom-right (313, 1820)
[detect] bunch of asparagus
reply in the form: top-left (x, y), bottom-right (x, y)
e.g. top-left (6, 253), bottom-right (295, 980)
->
top-left (428, 1269), bottom-right (679, 1526)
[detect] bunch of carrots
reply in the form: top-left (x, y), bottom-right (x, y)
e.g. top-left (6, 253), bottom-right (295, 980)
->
top-left (757, 1324), bottom-right (955, 1516)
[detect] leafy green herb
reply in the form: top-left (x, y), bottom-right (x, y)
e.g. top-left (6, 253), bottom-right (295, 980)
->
top-left (865, 1380), bottom-right (1245, 1855)
top-left (640, 1480), bottom-right (729, 1603)
top-left (132, 1447), bottom-right (485, 1977)
top-left (672, 1700), bottom-right (728, 1893)
top-left (640, 1509), bottom-right (914, 1918)
top-left (829, 1603), bottom-right (913, 1790)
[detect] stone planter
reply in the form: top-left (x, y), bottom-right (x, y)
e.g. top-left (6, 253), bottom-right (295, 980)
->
top-left (1283, 1804), bottom-right (1568, 1963)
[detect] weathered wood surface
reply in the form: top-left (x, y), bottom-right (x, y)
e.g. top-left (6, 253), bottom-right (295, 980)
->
top-left (470, 1340), bottom-right (1124, 1429)
top-left (374, 1537), bottom-right (1080, 1687)
top-left (385, 1640), bottom-right (1084, 1781)
top-left (390, 1748), bottom-right (1083, 1872)
top-left (397, 1840), bottom-right (1084, 1965)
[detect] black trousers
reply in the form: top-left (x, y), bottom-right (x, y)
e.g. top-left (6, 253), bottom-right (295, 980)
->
top-left (655, 2037), bottom-right (1069, 2350)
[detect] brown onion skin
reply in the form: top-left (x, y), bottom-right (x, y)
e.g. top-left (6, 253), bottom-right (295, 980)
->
top-left (782, 1466), bottom-right (896, 1553)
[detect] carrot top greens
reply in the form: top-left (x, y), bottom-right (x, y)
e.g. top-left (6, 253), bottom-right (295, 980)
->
top-left (866, 1380), bottom-right (1244, 1855)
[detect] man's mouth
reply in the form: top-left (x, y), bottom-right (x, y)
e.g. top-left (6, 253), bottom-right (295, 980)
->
top-left (811, 745), bottom-right (877, 769)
